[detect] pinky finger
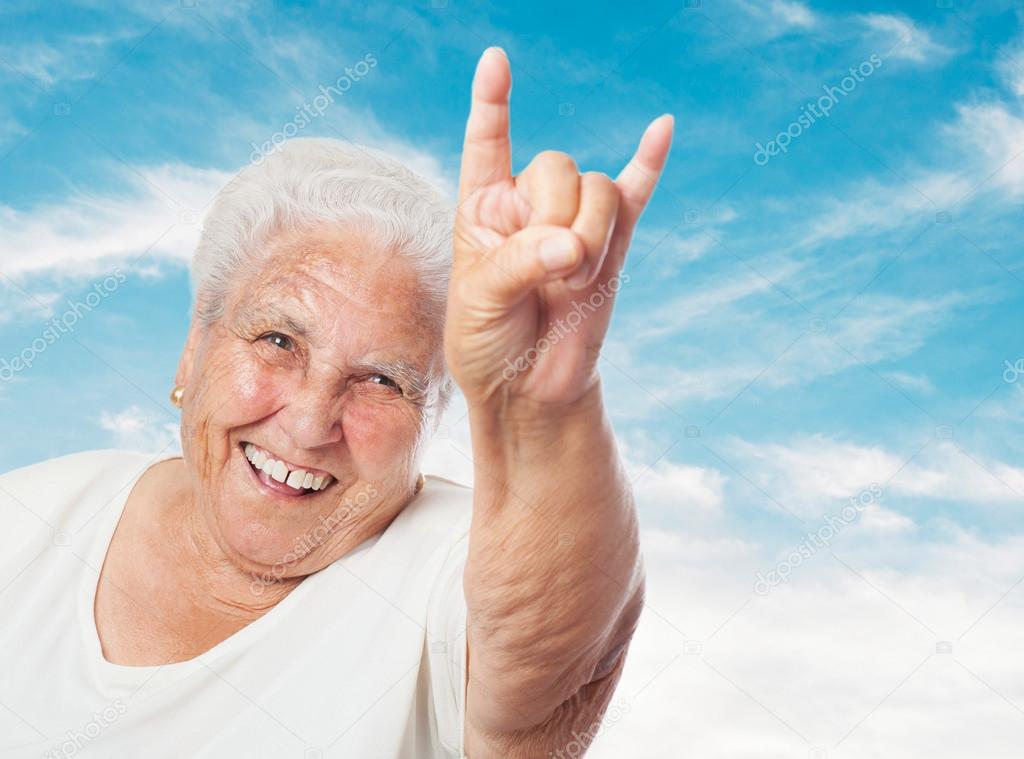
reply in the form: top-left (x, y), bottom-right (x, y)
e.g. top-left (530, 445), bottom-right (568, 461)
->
top-left (614, 114), bottom-right (674, 235)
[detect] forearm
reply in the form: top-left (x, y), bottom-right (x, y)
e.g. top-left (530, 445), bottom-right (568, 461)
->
top-left (463, 380), bottom-right (644, 736)
top-left (465, 643), bottom-right (630, 759)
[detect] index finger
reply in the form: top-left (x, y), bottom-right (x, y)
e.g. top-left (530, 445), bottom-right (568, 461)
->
top-left (459, 47), bottom-right (513, 202)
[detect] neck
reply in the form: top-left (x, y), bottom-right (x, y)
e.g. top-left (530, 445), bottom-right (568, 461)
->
top-left (96, 457), bottom-right (300, 665)
top-left (168, 460), bottom-right (302, 623)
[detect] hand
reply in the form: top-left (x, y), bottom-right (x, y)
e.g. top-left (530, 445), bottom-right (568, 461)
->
top-left (444, 47), bottom-right (673, 411)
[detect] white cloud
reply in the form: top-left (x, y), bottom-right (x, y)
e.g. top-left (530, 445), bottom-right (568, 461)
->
top-left (423, 406), bottom-right (729, 520)
top-left (796, 171), bottom-right (972, 250)
top-left (945, 102), bottom-right (1024, 197)
top-left (616, 289), bottom-right (960, 408)
top-left (729, 434), bottom-right (899, 516)
top-left (638, 228), bottom-right (717, 273)
top-left (824, 292), bottom-right (962, 364)
top-left (0, 285), bottom-right (61, 325)
top-left (630, 458), bottom-right (727, 516)
top-left (625, 261), bottom-right (802, 343)
top-left (859, 502), bottom-right (916, 532)
top-left (727, 435), bottom-right (1024, 521)
top-left (861, 13), bottom-right (952, 64)
top-left (0, 41), bottom-right (93, 88)
top-left (997, 36), bottom-right (1024, 98)
top-left (0, 149), bottom-right (453, 287)
top-left (634, 206), bottom-right (738, 277)
top-left (98, 405), bottom-right (180, 453)
top-left (724, 30), bottom-right (1019, 261)
top-left (590, 525), bottom-right (1024, 758)
top-left (733, 0), bottom-right (819, 38)
top-left (770, 0), bottom-right (817, 29)
top-left (976, 382), bottom-right (1024, 426)
top-left (0, 163), bottom-right (229, 281)
top-left (882, 371), bottom-right (935, 395)
top-left (894, 441), bottom-right (1024, 503)
top-left (0, 111), bottom-right (27, 149)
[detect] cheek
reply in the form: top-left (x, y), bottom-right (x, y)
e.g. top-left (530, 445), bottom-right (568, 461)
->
top-left (341, 401), bottom-right (420, 475)
top-left (198, 349), bottom-right (282, 430)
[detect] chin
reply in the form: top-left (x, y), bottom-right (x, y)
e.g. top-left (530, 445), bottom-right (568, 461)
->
top-left (204, 445), bottom-right (334, 574)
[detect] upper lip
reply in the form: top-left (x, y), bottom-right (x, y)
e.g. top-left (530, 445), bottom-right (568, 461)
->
top-left (241, 442), bottom-right (335, 479)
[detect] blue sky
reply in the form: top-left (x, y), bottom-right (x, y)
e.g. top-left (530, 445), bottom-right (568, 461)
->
top-left (2, 1), bottom-right (1024, 756)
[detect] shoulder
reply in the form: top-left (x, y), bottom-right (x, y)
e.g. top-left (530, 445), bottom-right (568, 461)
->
top-left (1, 448), bottom-right (156, 492)
top-left (401, 474), bottom-right (473, 547)
top-left (420, 474), bottom-right (473, 515)
top-left (367, 474), bottom-right (472, 570)
top-left (0, 449), bottom-right (160, 533)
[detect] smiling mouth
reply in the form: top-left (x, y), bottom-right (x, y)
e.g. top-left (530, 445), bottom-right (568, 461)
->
top-left (241, 442), bottom-right (335, 496)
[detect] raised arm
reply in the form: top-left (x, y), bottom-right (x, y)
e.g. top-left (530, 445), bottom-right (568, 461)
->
top-left (444, 48), bottom-right (673, 756)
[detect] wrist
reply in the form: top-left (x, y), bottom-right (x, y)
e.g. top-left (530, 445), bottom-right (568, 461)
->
top-left (468, 378), bottom-right (604, 442)
top-left (465, 381), bottom-right (617, 489)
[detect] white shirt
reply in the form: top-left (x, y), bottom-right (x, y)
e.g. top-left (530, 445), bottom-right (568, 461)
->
top-left (0, 450), bottom-right (471, 758)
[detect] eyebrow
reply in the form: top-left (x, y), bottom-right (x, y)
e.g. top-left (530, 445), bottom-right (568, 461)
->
top-left (352, 359), bottom-right (432, 401)
top-left (238, 302), bottom-right (311, 338)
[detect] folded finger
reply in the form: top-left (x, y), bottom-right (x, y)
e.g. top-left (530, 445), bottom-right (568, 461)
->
top-left (566, 172), bottom-right (619, 290)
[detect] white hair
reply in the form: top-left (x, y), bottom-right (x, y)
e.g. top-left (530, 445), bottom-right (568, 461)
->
top-left (191, 138), bottom-right (454, 327)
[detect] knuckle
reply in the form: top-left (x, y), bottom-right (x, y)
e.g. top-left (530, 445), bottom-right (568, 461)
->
top-left (581, 171), bottom-right (619, 201)
top-left (532, 150), bottom-right (578, 175)
top-left (581, 170), bottom-right (612, 185)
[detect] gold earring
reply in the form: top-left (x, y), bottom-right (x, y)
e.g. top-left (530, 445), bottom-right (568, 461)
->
top-left (414, 473), bottom-right (425, 495)
top-left (170, 385), bottom-right (184, 408)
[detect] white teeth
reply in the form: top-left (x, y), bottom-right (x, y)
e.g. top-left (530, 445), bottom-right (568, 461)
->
top-left (244, 444), bottom-right (330, 492)
top-left (271, 460), bottom-right (289, 483)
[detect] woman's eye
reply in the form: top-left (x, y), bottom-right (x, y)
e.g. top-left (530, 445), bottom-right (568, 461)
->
top-left (262, 332), bottom-right (294, 352)
top-left (369, 374), bottom-right (400, 391)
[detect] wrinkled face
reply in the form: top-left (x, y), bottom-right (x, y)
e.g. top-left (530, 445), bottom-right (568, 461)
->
top-left (176, 223), bottom-right (447, 579)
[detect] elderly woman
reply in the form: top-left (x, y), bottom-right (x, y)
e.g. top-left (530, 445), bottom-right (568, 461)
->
top-left (0, 49), bottom-right (671, 758)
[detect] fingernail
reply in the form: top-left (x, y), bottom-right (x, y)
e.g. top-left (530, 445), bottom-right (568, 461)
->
top-left (480, 46), bottom-right (506, 66)
top-left (539, 237), bottom-right (579, 271)
top-left (565, 265), bottom-right (591, 290)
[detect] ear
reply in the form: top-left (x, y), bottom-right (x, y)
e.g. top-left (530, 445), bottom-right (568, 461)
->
top-left (175, 319), bottom-right (205, 389)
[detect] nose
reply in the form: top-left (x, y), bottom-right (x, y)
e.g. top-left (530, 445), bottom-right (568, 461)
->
top-left (276, 381), bottom-right (345, 450)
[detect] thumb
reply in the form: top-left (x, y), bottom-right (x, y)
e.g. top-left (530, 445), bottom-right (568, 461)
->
top-left (464, 225), bottom-right (584, 307)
